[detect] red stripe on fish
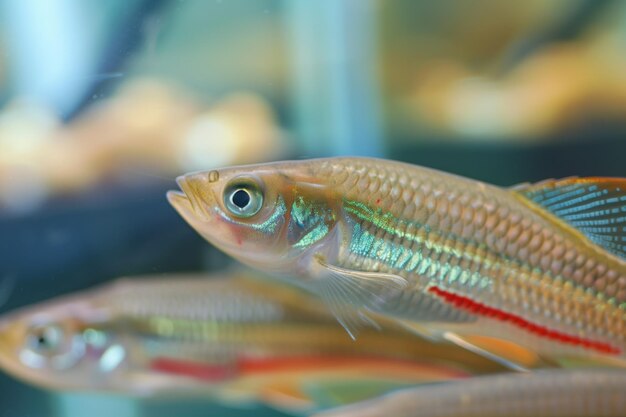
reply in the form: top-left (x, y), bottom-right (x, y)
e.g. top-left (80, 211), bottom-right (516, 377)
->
top-left (150, 358), bottom-right (235, 381)
top-left (151, 355), bottom-right (468, 381)
top-left (237, 356), bottom-right (460, 375)
top-left (428, 286), bottom-right (621, 355)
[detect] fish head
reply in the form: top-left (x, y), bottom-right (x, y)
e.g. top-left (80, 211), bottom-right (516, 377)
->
top-left (0, 289), bottom-right (130, 392)
top-left (168, 161), bottom-right (340, 276)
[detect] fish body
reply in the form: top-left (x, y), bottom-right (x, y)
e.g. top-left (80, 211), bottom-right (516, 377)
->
top-left (169, 157), bottom-right (626, 364)
top-left (313, 368), bottom-right (626, 417)
top-left (0, 274), bottom-right (489, 412)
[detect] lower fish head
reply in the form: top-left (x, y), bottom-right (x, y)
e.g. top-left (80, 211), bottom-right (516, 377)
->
top-left (168, 161), bottom-right (339, 275)
top-left (0, 290), bottom-right (130, 393)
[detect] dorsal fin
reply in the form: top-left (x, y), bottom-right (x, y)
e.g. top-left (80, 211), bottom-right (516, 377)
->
top-left (514, 177), bottom-right (626, 261)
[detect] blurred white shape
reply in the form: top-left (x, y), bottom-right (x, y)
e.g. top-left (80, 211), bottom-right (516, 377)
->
top-left (180, 116), bottom-right (239, 171)
top-left (0, 79), bottom-right (285, 213)
top-left (83, 329), bottom-right (108, 350)
top-left (178, 93), bottom-right (284, 172)
top-left (0, 100), bottom-right (59, 158)
top-left (0, 101), bottom-right (57, 213)
top-left (449, 78), bottom-right (511, 139)
top-left (100, 344), bottom-right (126, 373)
top-left (19, 349), bottom-right (45, 369)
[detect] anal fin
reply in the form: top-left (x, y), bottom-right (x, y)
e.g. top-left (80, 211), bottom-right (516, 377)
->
top-left (398, 320), bottom-right (541, 372)
top-left (442, 332), bottom-right (536, 372)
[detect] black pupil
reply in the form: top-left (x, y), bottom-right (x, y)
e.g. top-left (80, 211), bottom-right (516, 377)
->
top-left (232, 189), bottom-right (251, 209)
top-left (38, 335), bottom-right (47, 346)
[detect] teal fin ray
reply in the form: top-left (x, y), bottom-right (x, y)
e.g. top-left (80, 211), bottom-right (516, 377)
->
top-left (314, 258), bottom-right (408, 339)
top-left (514, 177), bottom-right (626, 261)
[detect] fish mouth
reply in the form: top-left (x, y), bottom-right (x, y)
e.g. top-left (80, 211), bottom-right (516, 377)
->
top-left (167, 176), bottom-right (208, 222)
top-left (166, 189), bottom-right (191, 216)
top-left (166, 189), bottom-right (191, 212)
top-left (171, 176), bottom-right (194, 207)
top-left (166, 177), bottom-right (196, 215)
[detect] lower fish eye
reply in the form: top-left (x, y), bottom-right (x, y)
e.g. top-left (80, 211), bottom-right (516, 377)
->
top-left (224, 181), bottom-right (263, 218)
top-left (28, 324), bottom-right (64, 354)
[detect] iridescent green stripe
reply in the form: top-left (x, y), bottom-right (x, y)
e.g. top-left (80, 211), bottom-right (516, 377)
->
top-left (290, 196), bottom-right (333, 248)
top-left (294, 223), bottom-right (329, 248)
top-left (349, 223), bottom-right (491, 289)
top-left (343, 200), bottom-right (497, 265)
top-left (343, 199), bottom-right (499, 275)
top-left (342, 199), bottom-right (620, 309)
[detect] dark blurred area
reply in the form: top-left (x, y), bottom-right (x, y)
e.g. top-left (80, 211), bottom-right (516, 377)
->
top-left (0, 0), bottom-right (625, 416)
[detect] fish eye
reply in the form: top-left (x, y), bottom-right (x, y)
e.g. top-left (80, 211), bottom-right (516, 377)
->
top-left (27, 324), bottom-right (64, 355)
top-left (223, 180), bottom-right (263, 218)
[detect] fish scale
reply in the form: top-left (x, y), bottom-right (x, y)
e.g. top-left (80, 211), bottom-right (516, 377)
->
top-left (170, 156), bottom-right (626, 360)
top-left (308, 158), bottom-right (626, 353)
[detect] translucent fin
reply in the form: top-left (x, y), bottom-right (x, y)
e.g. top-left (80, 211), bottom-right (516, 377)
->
top-left (396, 320), bottom-right (442, 342)
top-left (514, 177), bottom-right (626, 261)
top-left (314, 259), bottom-right (408, 339)
top-left (442, 333), bottom-right (532, 372)
top-left (398, 320), bottom-right (540, 372)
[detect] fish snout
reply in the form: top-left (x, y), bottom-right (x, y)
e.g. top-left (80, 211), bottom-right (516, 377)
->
top-left (168, 175), bottom-right (214, 222)
top-left (0, 315), bottom-right (21, 363)
top-left (168, 175), bottom-right (196, 210)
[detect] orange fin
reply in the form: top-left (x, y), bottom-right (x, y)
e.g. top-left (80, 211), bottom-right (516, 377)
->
top-left (260, 380), bottom-right (315, 412)
top-left (513, 177), bottom-right (626, 261)
top-left (442, 333), bottom-right (540, 371)
top-left (398, 321), bottom-right (532, 371)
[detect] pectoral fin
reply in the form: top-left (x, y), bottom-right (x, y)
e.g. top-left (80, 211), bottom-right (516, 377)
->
top-left (314, 258), bottom-right (408, 339)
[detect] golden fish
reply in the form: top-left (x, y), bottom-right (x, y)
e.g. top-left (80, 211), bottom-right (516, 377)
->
top-left (168, 157), bottom-right (626, 368)
top-left (0, 273), bottom-right (494, 413)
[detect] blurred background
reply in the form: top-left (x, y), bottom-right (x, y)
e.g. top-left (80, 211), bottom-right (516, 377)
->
top-left (1, 0), bottom-right (626, 416)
